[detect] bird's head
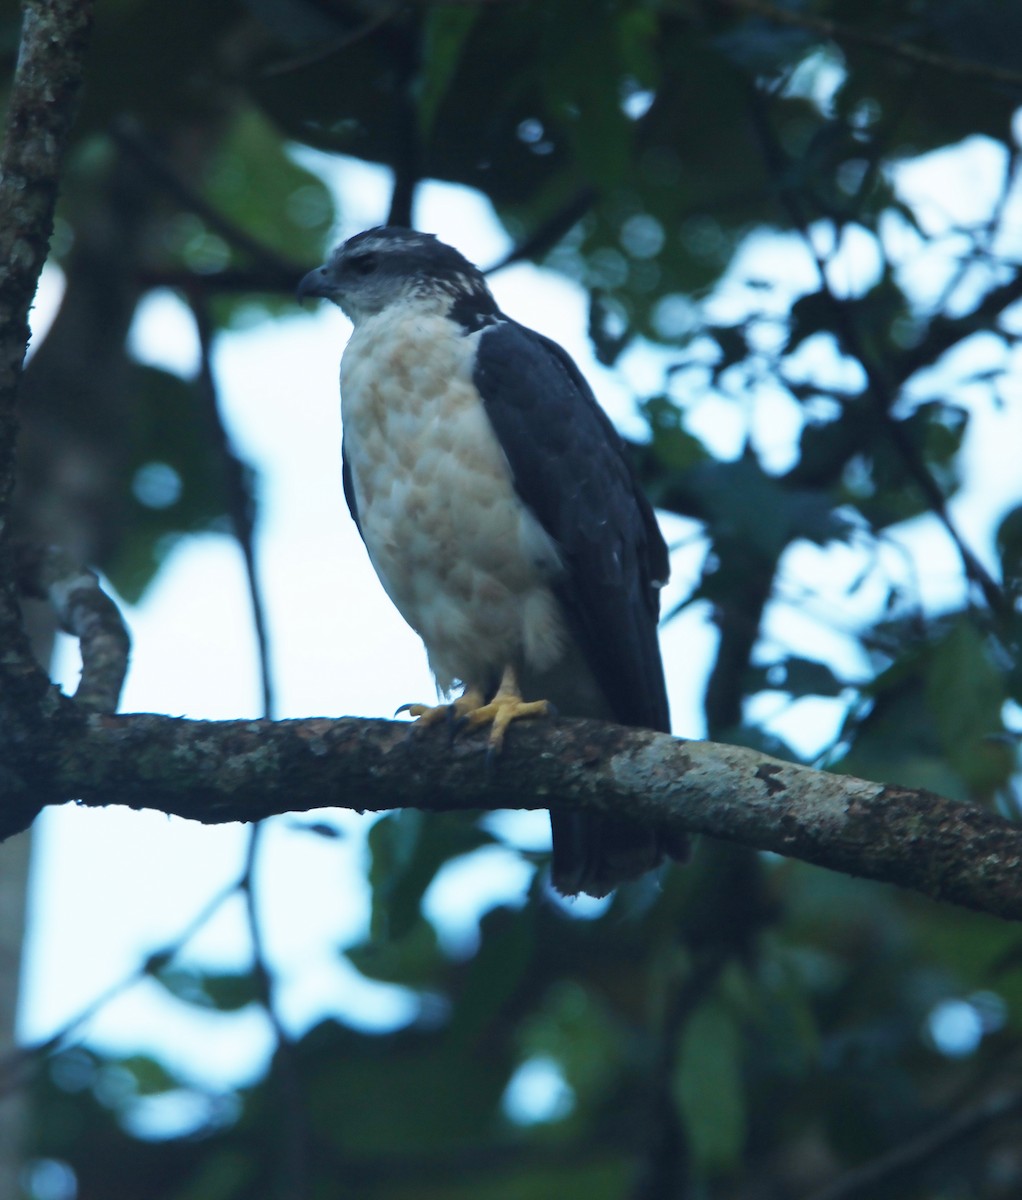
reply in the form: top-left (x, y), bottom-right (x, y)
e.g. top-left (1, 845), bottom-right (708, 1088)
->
top-left (297, 226), bottom-right (499, 327)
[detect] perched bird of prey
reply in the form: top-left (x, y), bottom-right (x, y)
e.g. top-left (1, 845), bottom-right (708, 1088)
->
top-left (298, 226), bottom-right (681, 897)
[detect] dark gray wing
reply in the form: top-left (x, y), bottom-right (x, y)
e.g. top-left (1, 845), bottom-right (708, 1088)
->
top-left (473, 318), bottom-right (670, 733)
top-left (341, 441), bottom-right (362, 539)
top-left (474, 318), bottom-right (681, 896)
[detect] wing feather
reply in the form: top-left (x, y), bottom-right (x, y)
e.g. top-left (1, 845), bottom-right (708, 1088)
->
top-left (473, 319), bottom-right (670, 734)
top-left (341, 441), bottom-right (362, 539)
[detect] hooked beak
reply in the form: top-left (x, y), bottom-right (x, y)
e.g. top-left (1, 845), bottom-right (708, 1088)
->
top-left (296, 265), bottom-right (330, 303)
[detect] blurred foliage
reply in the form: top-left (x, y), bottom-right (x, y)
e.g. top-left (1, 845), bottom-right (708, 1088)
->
top-left (4, 0), bottom-right (1022, 1197)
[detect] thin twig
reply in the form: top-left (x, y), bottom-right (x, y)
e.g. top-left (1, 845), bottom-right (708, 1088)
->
top-left (929, 146), bottom-right (1022, 321)
top-left (192, 296), bottom-right (310, 1195)
top-left (0, 874), bottom-right (240, 1098)
top-left (190, 299), bottom-right (274, 718)
top-left (385, 29), bottom-right (423, 229)
top-left (112, 122), bottom-right (304, 278)
top-left (631, 948), bottom-right (730, 1199)
top-left (807, 1084), bottom-right (1022, 1200)
top-left (240, 827), bottom-right (312, 1200)
top-left (485, 187), bottom-right (597, 275)
top-left (715, 0), bottom-right (1022, 91)
top-left (892, 269), bottom-right (1022, 385)
top-left (258, 3), bottom-right (403, 77)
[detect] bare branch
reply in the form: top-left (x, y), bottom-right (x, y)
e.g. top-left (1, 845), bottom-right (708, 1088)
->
top-left (240, 826), bottom-right (313, 1200)
top-left (5, 713), bottom-right (1016, 921)
top-left (190, 300), bottom-right (275, 718)
top-left (485, 187), bottom-right (596, 275)
top-left (12, 543), bottom-right (129, 713)
top-left (257, 3), bottom-right (401, 78)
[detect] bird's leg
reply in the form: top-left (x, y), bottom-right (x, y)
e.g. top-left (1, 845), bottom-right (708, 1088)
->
top-left (400, 687), bottom-right (486, 729)
top-left (400, 669), bottom-right (550, 754)
top-left (462, 665), bottom-right (552, 754)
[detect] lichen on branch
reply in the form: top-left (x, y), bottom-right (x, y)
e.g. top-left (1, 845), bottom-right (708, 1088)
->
top-left (18, 711), bottom-right (1022, 924)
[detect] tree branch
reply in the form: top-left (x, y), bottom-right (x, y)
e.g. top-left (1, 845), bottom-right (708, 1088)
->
top-left (0, 0), bottom-right (95, 519)
top-left (0, 712), bottom-right (1014, 920)
top-left (190, 299), bottom-right (274, 718)
top-left (12, 543), bottom-right (129, 713)
top-left (0, 2), bottom-right (100, 775)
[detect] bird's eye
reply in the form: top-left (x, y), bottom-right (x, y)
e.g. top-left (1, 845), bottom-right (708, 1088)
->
top-left (350, 252), bottom-right (378, 276)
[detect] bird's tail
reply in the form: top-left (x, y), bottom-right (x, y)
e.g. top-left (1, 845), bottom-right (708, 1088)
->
top-left (549, 811), bottom-right (688, 899)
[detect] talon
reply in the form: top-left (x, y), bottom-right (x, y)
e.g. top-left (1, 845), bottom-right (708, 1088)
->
top-left (395, 701), bottom-right (442, 722)
top-left (398, 700), bottom-right (451, 728)
top-left (398, 688), bottom-right (486, 732)
top-left (397, 671), bottom-right (551, 757)
top-left (463, 666), bottom-right (552, 757)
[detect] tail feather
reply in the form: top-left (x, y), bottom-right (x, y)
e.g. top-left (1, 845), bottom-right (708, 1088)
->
top-left (549, 811), bottom-right (687, 898)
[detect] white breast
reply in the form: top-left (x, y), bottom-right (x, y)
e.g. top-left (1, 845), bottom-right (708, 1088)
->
top-left (341, 306), bottom-right (565, 693)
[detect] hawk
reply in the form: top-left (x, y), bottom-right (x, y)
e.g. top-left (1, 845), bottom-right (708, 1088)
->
top-left (298, 227), bottom-right (681, 897)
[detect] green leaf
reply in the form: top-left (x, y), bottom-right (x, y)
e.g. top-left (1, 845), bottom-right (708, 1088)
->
top-left (151, 965), bottom-right (215, 1009)
top-left (707, 324), bottom-right (749, 377)
top-left (367, 812), bottom-right (494, 942)
top-left (786, 291), bottom-right (833, 354)
top-left (906, 401), bottom-right (969, 496)
top-left (540, 1), bottom-right (635, 187)
top-left (202, 971), bottom-right (262, 1012)
top-left (347, 915), bottom-right (443, 986)
top-left (642, 394), bottom-right (710, 473)
top-left (150, 964), bottom-right (258, 1012)
top-left (747, 656), bottom-right (848, 699)
top-left (746, 947), bottom-right (821, 1078)
top-left (674, 1002), bottom-right (747, 1174)
top-left (104, 364), bottom-right (228, 603)
top-left (418, 6), bottom-right (482, 140)
top-left (204, 107), bottom-right (334, 266)
top-left (367, 809), bottom-right (427, 941)
top-left (448, 905), bottom-right (535, 1048)
top-left (303, 1018), bottom-right (508, 1157)
top-left (690, 453), bottom-right (853, 558)
top-left (996, 504), bottom-right (1022, 599)
top-left (520, 981), bottom-right (619, 1107)
top-left (837, 400), bottom-right (970, 531)
top-left (926, 618), bottom-right (1010, 798)
top-left (287, 818), bottom-right (346, 839)
top-left (115, 1054), bottom-right (180, 1097)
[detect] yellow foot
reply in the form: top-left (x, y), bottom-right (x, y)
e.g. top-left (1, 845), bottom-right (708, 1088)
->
top-left (398, 688), bottom-right (485, 729)
top-left (399, 669), bottom-right (552, 755)
top-left (463, 668), bottom-right (552, 755)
